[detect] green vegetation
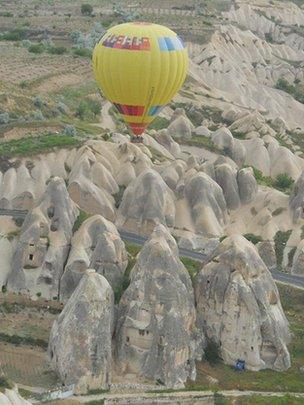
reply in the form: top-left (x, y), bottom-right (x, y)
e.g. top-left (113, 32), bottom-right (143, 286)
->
top-left (148, 116), bottom-right (169, 131)
top-left (0, 376), bottom-right (13, 390)
top-left (73, 210), bottom-right (91, 233)
top-left (0, 11), bottom-right (13, 17)
top-left (73, 47), bottom-right (92, 58)
top-left (176, 134), bottom-right (222, 154)
top-left (243, 233), bottom-right (263, 245)
top-left (250, 167), bottom-right (294, 194)
top-left (180, 257), bottom-right (201, 280)
top-left (114, 185), bottom-right (126, 209)
top-left (274, 230), bottom-right (292, 269)
top-left (86, 401), bottom-right (105, 405)
top-left (0, 28), bottom-right (27, 41)
top-left (0, 332), bottom-right (48, 349)
top-left (204, 341), bottom-right (222, 365)
top-left (231, 131), bottom-right (246, 140)
top-left (0, 134), bottom-right (81, 158)
top-left (76, 98), bottom-right (101, 121)
top-left (275, 78), bottom-right (304, 104)
top-left (273, 173), bottom-right (294, 193)
top-left (81, 3), bottom-right (93, 15)
top-left (28, 43), bottom-right (44, 54)
top-left (272, 207), bottom-right (286, 216)
top-left (233, 395), bottom-right (304, 404)
top-left (288, 247), bottom-right (296, 268)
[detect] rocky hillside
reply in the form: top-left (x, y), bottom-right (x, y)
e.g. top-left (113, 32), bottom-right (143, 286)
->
top-left (0, 0), bottom-right (304, 399)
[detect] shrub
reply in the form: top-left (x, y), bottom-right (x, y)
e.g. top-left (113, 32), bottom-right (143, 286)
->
top-left (0, 11), bottom-right (13, 17)
top-left (273, 173), bottom-right (294, 192)
top-left (244, 233), bottom-right (263, 245)
top-left (19, 80), bottom-right (29, 88)
top-left (0, 112), bottom-right (10, 124)
top-left (274, 230), bottom-right (292, 268)
top-left (1, 285), bottom-right (7, 293)
top-left (57, 102), bottom-right (69, 115)
top-left (28, 43), bottom-right (44, 53)
top-left (76, 98), bottom-right (101, 120)
top-left (148, 116), bottom-right (169, 130)
top-left (47, 45), bottom-right (66, 54)
top-left (70, 30), bottom-right (82, 43)
top-left (32, 111), bottom-right (45, 121)
top-left (62, 124), bottom-right (77, 137)
top-left (204, 340), bottom-right (222, 365)
top-left (1, 28), bottom-right (27, 41)
top-left (33, 96), bottom-right (44, 109)
top-left (81, 4), bottom-right (93, 15)
top-left (21, 39), bottom-right (31, 48)
top-left (73, 47), bottom-right (92, 58)
top-left (73, 210), bottom-right (91, 232)
top-left (0, 376), bottom-right (13, 389)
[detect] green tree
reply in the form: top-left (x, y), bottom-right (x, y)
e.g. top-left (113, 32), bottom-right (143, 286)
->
top-left (81, 4), bottom-right (93, 15)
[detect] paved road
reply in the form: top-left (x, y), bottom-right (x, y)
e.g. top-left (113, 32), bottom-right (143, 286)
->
top-left (119, 230), bottom-right (304, 289)
top-left (0, 209), bottom-right (303, 289)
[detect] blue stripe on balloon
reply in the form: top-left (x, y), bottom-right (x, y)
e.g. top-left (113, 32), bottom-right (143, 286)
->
top-left (158, 36), bottom-right (185, 52)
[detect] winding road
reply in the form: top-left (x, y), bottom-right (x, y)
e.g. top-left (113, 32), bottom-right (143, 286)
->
top-left (1, 209), bottom-right (304, 289)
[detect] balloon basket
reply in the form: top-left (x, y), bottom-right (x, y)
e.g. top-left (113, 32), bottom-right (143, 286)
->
top-left (131, 136), bottom-right (144, 144)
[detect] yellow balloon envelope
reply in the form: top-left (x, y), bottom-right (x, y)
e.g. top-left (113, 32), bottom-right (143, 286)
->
top-left (92, 22), bottom-right (189, 138)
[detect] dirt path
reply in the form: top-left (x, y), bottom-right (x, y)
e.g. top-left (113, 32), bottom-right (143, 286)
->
top-left (93, 101), bottom-right (116, 131)
top-left (71, 389), bottom-right (304, 404)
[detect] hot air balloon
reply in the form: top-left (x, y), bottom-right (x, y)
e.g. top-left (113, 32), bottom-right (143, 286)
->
top-left (92, 22), bottom-right (189, 142)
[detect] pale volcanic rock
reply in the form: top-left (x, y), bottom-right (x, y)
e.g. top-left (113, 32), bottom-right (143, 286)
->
top-left (167, 109), bottom-right (194, 139)
top-left (153, 129), bottom-right (181, 157)
top-left (176, 172), bottom-right (228, 237)
top-left (144, 133), bottom-right (175, 160)
top-left (115, 225), bottom-right (202, 387)
top-left (242, 138), bottom-right (271, 176)
top-left (237, 167), bottom-right (258, 204)
top-left (116, 169), bottom-right (175, 235)
top-left (48, 270), bottom-right (114, 394)
top-left (60, 215), bottom-right (127, 300)
top-left (7, 177), bottom-right (78, 299)
top-left (68, 148), bottom-right (116, 220)
top-left (211, 127), bottom-right (234, 151)
top-left (194, 235), bottom-right (291, 371)
top-left (0, 236), bottom-right (15, 288)
top-left (193, 25), bottom-right (304, 129)
top-left (291, 239), bottom-right (304, 277)
top-left (194, 126), bottom-right (211, 137)
top-left (215, 163), bottom-right (241, 210)
top-left (157, 160), bottom-right (187, 190)
top-left (257, 240), bottom-right (277, 271)
top-left (230, 111), bottom-right (275, 138)
top-left (289, 170), bottom-right (304, 223)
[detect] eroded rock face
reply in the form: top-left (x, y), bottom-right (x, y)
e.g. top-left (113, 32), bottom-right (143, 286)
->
top-left (60, 215), bottom-right (127, 300)
top-left (48, 270), bottom-right (114, 394)
top-left (68, 146), bottom-right (116, 221)
top-left (116, 169), bottom-right (175, 235)
top-left (183, 172), bottom-right (228, 236)
top-left (257, 240), bottom-right (277, 271)
top-left (194, 235), bottom-right (291, 371)
top-left (215, 164), bottom-right (240, 210)
top-left (7, 177), bottom-right (78, 299)
top-left (115, 225), bottom-right (203, 387)
top-left (291, 239), bottom-right (304, 277)
top-left (167, 109), bottom-right (194, 139)
top-left (237, 167), bottom-right (258, 205)
top-left (290, 171), bottom-right (304, 223)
